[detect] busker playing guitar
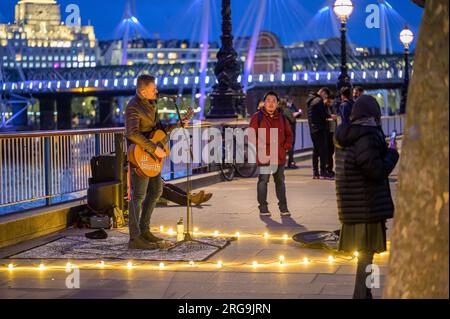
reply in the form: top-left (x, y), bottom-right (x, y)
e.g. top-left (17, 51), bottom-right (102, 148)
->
top-left (125, 74), bottom-right (190, 250)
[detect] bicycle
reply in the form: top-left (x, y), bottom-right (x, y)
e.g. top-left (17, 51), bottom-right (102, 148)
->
top-left (219, 129), bottom-right (258, 181)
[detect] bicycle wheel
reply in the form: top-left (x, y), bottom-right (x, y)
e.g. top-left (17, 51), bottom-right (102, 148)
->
top-left (220, 162), bottom-right (235, 181)
top-left (235, 143), bottom-right (257, 178)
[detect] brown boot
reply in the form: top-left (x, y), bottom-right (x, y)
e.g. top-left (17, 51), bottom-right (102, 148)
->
top-left (200, 193), bottom-right (213, 204)
top-left (190, 191), bottom-right (205, 205)
top-left (128, 235), bottom-right (158, 250)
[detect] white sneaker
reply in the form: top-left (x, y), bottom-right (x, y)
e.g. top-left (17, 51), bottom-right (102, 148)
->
top-left (280, 211), bottom-right (291, 217)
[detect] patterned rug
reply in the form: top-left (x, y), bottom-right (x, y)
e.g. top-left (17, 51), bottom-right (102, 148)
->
top-left (11, 232), bottom-right (233, 262)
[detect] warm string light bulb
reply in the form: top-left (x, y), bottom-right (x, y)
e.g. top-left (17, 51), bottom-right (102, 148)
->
top-left (66, 262), bottom-right (72, 270)
top-left (328, 256), bottom-right (335, 263)
top-left (189, 261), bottom-right (195, 267)
top-left (235, 232), bottom-right (240, 238)
top-left (353, 251), bottom-right (359, 258)
top-left (263, 232), bottom-right (269, 239)
top-left (159, 226), bottom-right (164, 232)
top-left (213, 230), bottom-right (219, 237)
top-left (217, 261), bottom-right (223, 268)
top-left (282, 234), bottom-right (289, 240)
top-left (127, 261), bottom-right (133, 269)
top-left (159, 262), bottom-right (165, 269)
top-left (99, 261), bottom-right (105, 268)
top-left (193, 227), bottom-right (199, 233)
top-left (252, 261), bottom-right (258, 268)
top-left (303, 257), bottom-right (310, 265)
top-left (38, 263), bottom-right (45, 270)
top-left (168, 228), bottom-right (174, 236)
top-left (279, 256), bottom-right (285, 265)
top-left (8, 264), bottom-right (14, 270)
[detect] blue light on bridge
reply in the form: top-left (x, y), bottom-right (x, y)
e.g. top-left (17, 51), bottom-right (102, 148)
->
top-left (304, 73), bottom-right (309, 81)
top-left (133, 78), bottom-right (137, 86)
top-left (281, 74), bottom-right (286, 82)
top-left (351, 72), bottom-right (355, 80)
top-left (114, 79), bottom-right (118, 87)
top-left (270, 74), bottom-right (274, 82)
top-left (248, 75), bottom-right (253, 83)
top-left (259, 74), bottom-right (263, 82)
top-left (293, 74), bottom-right (297, 81)
top-left (66, 81), bottom-right (70, 89)
top-left (398, 70), bottom-right (403, 78)
top-left (163, 77), bottom-right (168, 86)
top-left (76, 80), bottom-right (80, 88)
top-left (84, 80), bottom-right (89, 87)
top-left (205, 76), bottom-right (210, 84)
top-left (363, 71), bottom-right (367, 79)
top-left (124, 79), bottom-right (128, 86)
top-left (57, 81), bottom-right (61, 89)
top-left (375, 71), bottom-right (379, 79)
top-left (104, 79), bottom-right (109, 87)
top-left (327, 72), bottom-right (331, 80)
top-left (237, 75), bottom-right (241, 83)
top-left (184, 77), bottom-right (189, 85)
top-left (174, 77), bottom-right (179, 85)
top-left (195, 76), bottom-right (199, 84)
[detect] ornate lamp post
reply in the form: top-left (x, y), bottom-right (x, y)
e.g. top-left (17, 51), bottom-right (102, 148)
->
top-left (399, 25), bottom-right (414, 114)
top-left (333, 0), bottom-right (354, 90)
top-left (206, 0), bottom-right (245, 119)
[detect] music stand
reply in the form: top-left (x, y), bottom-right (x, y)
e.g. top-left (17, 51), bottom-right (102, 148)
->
top-left (168, 100), bottom-right (222, 249)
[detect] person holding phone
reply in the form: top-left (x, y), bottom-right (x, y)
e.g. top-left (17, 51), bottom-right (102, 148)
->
top-left (334, 95), bottom-right (399, 299)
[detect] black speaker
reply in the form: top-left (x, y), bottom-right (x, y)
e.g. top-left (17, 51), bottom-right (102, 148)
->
top-left (87, 180), bottom-right (121, 212)
top-left (90, 155), bottom-right (117, 184)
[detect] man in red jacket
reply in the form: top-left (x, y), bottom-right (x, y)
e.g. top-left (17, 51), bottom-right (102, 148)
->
top-left (249, 91), bottom-right (293, 217)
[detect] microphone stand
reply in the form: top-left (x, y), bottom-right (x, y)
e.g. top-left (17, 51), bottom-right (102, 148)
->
top-left (169, 100), bottom-right (221, 249)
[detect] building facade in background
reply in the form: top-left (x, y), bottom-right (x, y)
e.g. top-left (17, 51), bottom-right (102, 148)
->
top-left (0, 0), bottom-right (98, 71)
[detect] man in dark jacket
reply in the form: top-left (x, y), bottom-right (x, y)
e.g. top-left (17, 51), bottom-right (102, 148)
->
top-left (337, 86), bottom-right (353, 125)
top-left (307, 87), bottom-right (332, 179)
top-left (334, 95), bottom-right (399, 299)
top-left (249, 91), bottom-right (293, 217)
top-left (125, 74), bottom-right (189, 250)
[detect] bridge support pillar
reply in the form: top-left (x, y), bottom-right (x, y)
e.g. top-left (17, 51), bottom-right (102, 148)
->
top-left (11, 103), bottom-right (29, 128)
top-left (56, 96), bottom-right (72, 130)
top-left (39, 98), bottom-right (56, 130)
top-left (97, 97), bottom-right (113, 127)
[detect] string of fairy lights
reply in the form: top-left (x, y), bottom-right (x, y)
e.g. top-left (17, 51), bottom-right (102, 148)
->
top-left (1, 226), bottom-right (390, 272)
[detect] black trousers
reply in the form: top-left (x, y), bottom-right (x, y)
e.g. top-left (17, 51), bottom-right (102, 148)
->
top-left (287, 124), bottom-right (297, 164)
top-left (257, 165), bottom-right (288, 213)
top-left (354, 251), bottom-right (375, 299)
top-left (311, 130), bottom-right (329, 174)
top-left (327, 132), bottom-right (335, 172)
top-left (162, 183), bottom-right (188, 206)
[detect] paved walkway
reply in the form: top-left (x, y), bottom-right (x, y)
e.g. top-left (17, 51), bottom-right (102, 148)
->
top-left (0, 157), bottom-right (398, 299)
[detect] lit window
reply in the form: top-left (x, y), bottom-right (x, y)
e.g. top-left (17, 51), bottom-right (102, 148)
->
top-left (84, 56), bottom-right (89, 62)
top-left (181, 43), bottom-right (187, 49)
top-left (54, 56), bottom-right (59, 61)
top-left (168, 53), bottom-right (177, 59)
top-left (79, 62), bottom-right (84, 67)
top-left (36, 63), bottom-right (40, 67)
top-left (157, 53), bottom-right (165, 59)
top-left (91, 56), bottom-right (95, 61)
top-left (73, 62), bottom-right (78, 67)
top-left (29, 63), bottom-right (33, 68)
top-left (23, 63), bottom-right (27, 68)
top-left (67, 63), bottom-right (71, 68)
top-left (147, 52), bottom-right (154, 59)
top-left (42, 63), bottom-right (47, 68)
top-left (60, 56), bottom-right (65, 61)
top-left (48, 56), bottom-right (53, 61)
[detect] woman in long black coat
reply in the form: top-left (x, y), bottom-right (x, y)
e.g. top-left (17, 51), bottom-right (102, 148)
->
top-left (334, 95), bottom-right (399, 299)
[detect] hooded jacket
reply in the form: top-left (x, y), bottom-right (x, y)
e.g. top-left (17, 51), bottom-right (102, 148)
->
top-left (334, 123), bottom-right (399, 223)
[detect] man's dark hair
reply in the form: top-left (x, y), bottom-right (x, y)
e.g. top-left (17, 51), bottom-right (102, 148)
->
top-left (353, 86), bottom-right (364, 94)
top-left (318, 87), bottom-right (331, 98)
top-left (263, 91), bottom-right (280, 102)
top-left (328, 94), bottom-right (336, 100)
top-left (340, 86), bottom-right (352, 99)
top-left (137, 74), bottom-right (156, 88)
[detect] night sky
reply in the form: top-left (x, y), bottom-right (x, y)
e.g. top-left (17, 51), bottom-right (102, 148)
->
top-left (0, 0), bottom-right (424, 52)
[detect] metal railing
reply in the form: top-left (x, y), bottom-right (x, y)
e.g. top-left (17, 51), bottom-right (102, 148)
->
top-left (0, 115), bottom-right (404, 212)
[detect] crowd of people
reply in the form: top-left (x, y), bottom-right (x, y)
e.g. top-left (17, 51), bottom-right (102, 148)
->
top-left (249, 86), bottom-right (399, 299)
top-left (124, 74), bottom-right (399, 299)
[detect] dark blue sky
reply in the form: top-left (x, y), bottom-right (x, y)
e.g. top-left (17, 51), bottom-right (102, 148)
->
top-left (0, 0), bottom-right (423, 52)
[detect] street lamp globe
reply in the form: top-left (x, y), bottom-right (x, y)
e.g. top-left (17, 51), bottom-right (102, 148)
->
top-left (333, 0), bottom-right (354, 21)
top-left (400, 26), bottom-right (414, 49)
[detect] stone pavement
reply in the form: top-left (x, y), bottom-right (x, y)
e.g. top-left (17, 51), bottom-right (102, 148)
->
top-left (0, 157), bottom-right (398, 299)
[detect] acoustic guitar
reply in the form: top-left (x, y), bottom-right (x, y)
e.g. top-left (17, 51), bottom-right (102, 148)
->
top-left (127, 107), bottom-right (194, 177)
